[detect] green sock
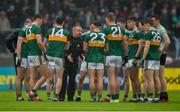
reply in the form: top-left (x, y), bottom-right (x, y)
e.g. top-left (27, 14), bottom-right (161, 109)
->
top-left (147, 93), bottom-right (153, 98)
top-left (94, 92), bottom-right (97, 98)
top-left (98, 94), bottom-right (102, 99)
top-left (78, 90), bottom-right (81, 96)
top-left (107, 94), bottom-right (110, 98)
top-left (155, 93), bottom-right (160, 98)
top-left (17, 94), bottom-right (21, 98)
top-left (47, 92), bottom-right (51, 97)
top-left (124, 94), bottom-right (128, 98)
top-left (138, 93), bottom-right (142, 98)
top-left (90, 93), bottom-right (95, 99)
top-left (116, 94), bottom-right (119, 99)
top-left (32, 89), bottom-right (38, 97)
top-left (133, 94), bottom-right (137, 98)
top-left (112, 94), bottom-right (116, 100)
top-left (54, 93), bottom-right (58, 98)
top-left (32, 89), bottom-right (37, 93)
top-left (141, 93), bottom-right (145, 98)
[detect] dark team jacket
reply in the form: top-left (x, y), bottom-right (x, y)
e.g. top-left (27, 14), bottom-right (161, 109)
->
top-left (65, 35), bottom-right (84, 66)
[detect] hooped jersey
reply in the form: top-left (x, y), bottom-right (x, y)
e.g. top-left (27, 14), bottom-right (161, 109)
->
top-left (144, 29), bottom-right (162, 60)
top-left (126, 29), bottom-right (143, 59)
top-left (18, 26), bottom-right (28, 58)
top-left (45, 26), bottom-right (70, 58)
top-left (26, 23), bottom-right (42, 56)
top-left (103, 25), bottom-right (126, 56)
top-left (84, 31), bottom-right (107, 63)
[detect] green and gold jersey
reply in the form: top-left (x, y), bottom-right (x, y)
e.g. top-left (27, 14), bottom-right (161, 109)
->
top-left (103, 25), bottom-right (126, 56)
top-left (80, 31), bottom-right (91, 41)
top-left (18, 26), bottom-right (28, 58)
top-left (84, 31), bottom-right (107, 63)
top-left (139, 32), bottom-right (145, 59)
top-left (46, 26), bottom-right (70, 58)
top-left (144, 28), bottom-right (162, 60)
top-left (26, 23), bottom-right (42, 56)
top-left (126, 29), bottom-right (143, 59)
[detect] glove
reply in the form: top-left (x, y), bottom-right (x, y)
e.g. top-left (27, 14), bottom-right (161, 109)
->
top-left (43, 52), bottom-right (48, 62)
top-left (132, 57), bottom-right (139, 66)
top-left (17, 57), bottom-right (22, 67)
top-left (122, 56), bottom-right (128, 66)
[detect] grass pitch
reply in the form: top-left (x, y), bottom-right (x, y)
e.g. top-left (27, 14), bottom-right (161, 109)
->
top-left (0, 90), bottom-right (180, 111)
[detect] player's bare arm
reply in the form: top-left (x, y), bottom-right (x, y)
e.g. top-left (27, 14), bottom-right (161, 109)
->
top-left (142, 41), bottom-right (150, 60)
top-left (36, 34), bottom-right (46, 52)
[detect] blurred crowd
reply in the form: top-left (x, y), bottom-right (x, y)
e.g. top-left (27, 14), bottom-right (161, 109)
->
top-left (0, 0), bottom-right (180, 37)
top-left (0, 0), bottom-right (179, 56)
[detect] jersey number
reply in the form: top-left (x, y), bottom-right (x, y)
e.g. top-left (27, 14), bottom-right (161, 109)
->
top-left (111, 26), bottom-right (121, 37)
top-left (52, 28), bottom-right (64, 37)
top-left (26, 28), bottom-right (31, 36)
top-left (152, 31), bottom-right (161, 42)
top-left (90, 33), bottom-right (105, 43)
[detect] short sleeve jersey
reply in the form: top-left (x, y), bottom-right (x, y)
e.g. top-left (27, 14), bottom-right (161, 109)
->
top-left (26, 24), bottom-right (42, 56)
top-left (18, 26), bottom-right (28, 58)
top-left (45, 26), bottom-right (70, 58)
top-left (103, 25), bottom-right (126, 56)
top-left (80, 31), bottom-right (91, 41)
top-left (144, 29), bottom-right (162, 60)
top-left (84, 31), bottom-right (107, 63)
top-left (126, 29), bottom-right (143, 59)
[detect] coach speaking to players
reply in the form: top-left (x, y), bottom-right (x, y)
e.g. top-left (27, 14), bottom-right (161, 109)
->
top-left (59, 25), bottom-right (83, 101)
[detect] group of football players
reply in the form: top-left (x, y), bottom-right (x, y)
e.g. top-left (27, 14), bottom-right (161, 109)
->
top-left (15, 12), bottom-right (170, 103)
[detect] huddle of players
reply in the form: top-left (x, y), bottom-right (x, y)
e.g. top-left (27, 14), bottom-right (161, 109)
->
top-left (16, 12), bottom-right (170, 103)
top-left (75, 12), bottom-right (170, 103)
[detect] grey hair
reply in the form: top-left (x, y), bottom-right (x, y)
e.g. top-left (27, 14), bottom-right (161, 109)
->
top-left (72, 24), bottom-right (82, 31)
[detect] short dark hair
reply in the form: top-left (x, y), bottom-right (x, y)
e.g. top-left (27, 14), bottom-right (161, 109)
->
top-left (128, 16), bottom-right (137, 23)
top-left (143, 18), bottom-right (154, 26)
top-left (56, 16), bottom-right (65, 25)
top-left (106, 12), bottom-right (116, 22)
top-left (33, 14), bottom-right (42, 20)
top-left (93, 20), bottom-right (101, 27)
top-left (139, 19), bottom-right (146, 26)
top-left (149, 15), bottom-right (160, 21)
top-left (117, 18), bottom-right (126, 23)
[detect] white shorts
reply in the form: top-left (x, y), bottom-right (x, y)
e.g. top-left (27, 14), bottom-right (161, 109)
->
top-left (127, 59), bottom-right (140, 68)
top-left (28, 55), bottom-right (47, 67)
top-left (143, 60), bottom-right (160, 70)
top-left (88, 62), bottom-right (104, 70)
top-left (47, 55), bottom-right (64, 69)
top-left (80, 61), bottom-right (87, 72)
top-left (105, 56), bottom-right (122, 67)
top-left (16, 57), bottom-right (29, 68)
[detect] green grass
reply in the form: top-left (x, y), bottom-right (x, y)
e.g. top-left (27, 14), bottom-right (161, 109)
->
top-left (0, 90), bottom-right (180, 111)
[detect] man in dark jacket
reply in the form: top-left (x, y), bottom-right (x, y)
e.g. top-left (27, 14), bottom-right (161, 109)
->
top-left (59, 25), bottom-right (84, 101)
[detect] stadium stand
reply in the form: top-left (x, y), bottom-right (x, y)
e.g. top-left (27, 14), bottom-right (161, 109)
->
top-left (0, 0), bottom-right (180, 66)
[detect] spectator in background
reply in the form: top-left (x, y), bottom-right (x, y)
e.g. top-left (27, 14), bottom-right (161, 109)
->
top-left (82, 10), bottom-right (94, 29)
top-left (159, 4), bottom-right (169, 29)
top-left (0, 11), bottom-right (11, 31)
top-left (171, 7), bottom-right (180, 60)
top-left (41, 13), bottom-right (53, 37)
top-left (0, 0), bottom-right (179, 59)
top-left (0, 11), bottom-right (11, 53)
top-left (171, 7), bottom-right (180, 38)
